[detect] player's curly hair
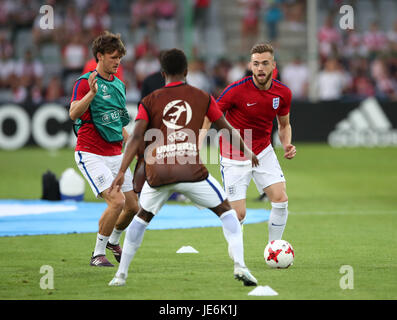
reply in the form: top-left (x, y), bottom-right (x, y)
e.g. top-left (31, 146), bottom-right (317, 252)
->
top-left (92, 31), bottom-right (126, 62)
top-left (160, 48), bottom-right (188, 76)
top-left (250, 43), bottom-right (274, 56)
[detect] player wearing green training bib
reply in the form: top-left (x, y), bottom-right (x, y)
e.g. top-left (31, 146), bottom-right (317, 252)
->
top-left (69, 31), bottom-right (139, 267)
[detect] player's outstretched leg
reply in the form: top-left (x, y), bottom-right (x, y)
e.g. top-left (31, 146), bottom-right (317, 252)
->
top-left (91, 186), bottom-right (125, 267)
top-left (212, 201), bottom-right (257, 286)
top-left (109, 209), bottom-right (152, 286)
top-left (107, 191), bottom-right (139, 263)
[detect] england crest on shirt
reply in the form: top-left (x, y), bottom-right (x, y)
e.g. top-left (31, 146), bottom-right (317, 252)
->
top-left (273, 97), bottom-right (280, 109)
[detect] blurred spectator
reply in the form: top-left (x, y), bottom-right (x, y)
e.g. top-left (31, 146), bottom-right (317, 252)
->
top-left (14, 49), bottom-right (43, 89)
top-left (155, 0), bottom-right (178, 30)
top-left (387, 20), bottom-right (397, 53)
top-left (10, 76), bottom-right (27, 104)
top-left (124, 77), bottom-right (140, 102)
top-left (134, 34), bottom-right (159, 60)
top-left (61, 4), bottom-right (84, 43)
top-left (139, 49), bottom-right (165, 99)
top-left (363, 21), bottom-right (389, 60)
top-left (227, 56), bottom-right (248, 84)
top-left (238, 0), bottom-right (262, 55)
top-left (0, 30), bottom-right (13, 61)
top-left (45, 75), bottom-right (64, 102)
top-left (211, 58), bottom-right (231, 98)
top-left (13, 0), bottom-right (37, 30)
top-left (118, 42), bottom-right (139, 103)
top-left (135, 48), bottom-right (161, 89)
top-left (318, 14), bottom-right (342, 62)
top-left (370, 55), bottom-right (397, 100)
top-left (341, 29), bottom-right (367, 60)
top-left (389, 55), bottom-right (397, 89)
top-left (13, 49), bottom-right (44, 105)
top-left (187, 58), bottom-right (211, 93)
top-left (193, 0), bottom-right (211, 32)
top-left (62, 33), bottom-right (88, 79)
top-left (317, 58), bottom-right (350, 101)
top-left (263, 0), bottom-right (284, 42)
top-left (30, 82), bottom-right (43, 105)
top-left (0, 50), bottom-right (15, 89)
top-left (0, 29), bottom-right (14, 92)
top-left (74, 0), bottom-right (91, 12)
top-left (283, 0), bottom-right (305, 32)
top-left (155, 0), bottom-right (179, 49)
top-left (83, 3), bottom-right (111, 39)
top-left (192, 0), bottom-right (211, 56)
top-left (348, 56), bottom-right (370, 79)
top-left (281, 54), bottom-right (308, 100)
top-left (350, 69), bottom-right (375, 99)
top-left (130, 0), bottom-right (157, 41)
top-left (0, 0), bottom-right (16, 28)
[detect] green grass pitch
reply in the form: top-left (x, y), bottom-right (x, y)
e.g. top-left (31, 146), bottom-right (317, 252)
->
top-left (0, 144), bottom-right (396, 300)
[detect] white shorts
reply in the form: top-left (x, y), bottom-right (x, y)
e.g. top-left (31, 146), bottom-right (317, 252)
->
top-left (139, 174), bottom-right (226, 214)
top-left (220, 144), bottom-right (286, 202)
top-left (75, 151), bottom-right (133, 198)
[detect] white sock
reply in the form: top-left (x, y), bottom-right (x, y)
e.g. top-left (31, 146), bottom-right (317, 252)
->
top-left (93, 233), bottom-right (109, 257)
top-left (220, 209), bottom-right (246, 268)
top-left (109, 228), bottom-right (123, 245)
top-left (116, 216), bottom-right (148, 278)
top-left (268, 201), bottom-right (288, 242)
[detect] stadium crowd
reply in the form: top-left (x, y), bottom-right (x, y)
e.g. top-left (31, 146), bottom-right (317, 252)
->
top-left (0, 0), bottom-right (396, 108)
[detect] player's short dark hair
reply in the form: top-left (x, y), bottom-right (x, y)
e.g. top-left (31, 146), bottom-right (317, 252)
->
top-left (250, 43), bottom-right (274, 57)
top-left (160, 49), bottom-right (188, 76)
top-left (92, 31), bottom-right (126, 62)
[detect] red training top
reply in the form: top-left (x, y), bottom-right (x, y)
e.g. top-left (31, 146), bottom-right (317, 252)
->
top-left (217, 76), bottom-right (292, 160)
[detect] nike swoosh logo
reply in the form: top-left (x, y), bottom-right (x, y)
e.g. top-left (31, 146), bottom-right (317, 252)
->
top-left (271, 223), bottom-right (285, 227)
top-left (246, 102), bottom-right (257, 106)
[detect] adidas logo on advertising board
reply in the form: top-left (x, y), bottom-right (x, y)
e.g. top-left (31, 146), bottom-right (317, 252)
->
top-left (328, 97), bottom-right (397, 147)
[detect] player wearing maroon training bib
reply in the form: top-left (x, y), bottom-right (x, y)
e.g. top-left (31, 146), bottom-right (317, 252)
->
top-left (108, 48), bottom-right (259, 287)
top-left (201, 43), bottom-right (296, 244)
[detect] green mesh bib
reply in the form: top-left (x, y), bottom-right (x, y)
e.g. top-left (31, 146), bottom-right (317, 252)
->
top-left (73, 72), bottom-right (130, 142)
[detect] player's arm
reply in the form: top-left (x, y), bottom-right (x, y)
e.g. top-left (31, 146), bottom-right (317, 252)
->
top-left (110, 119), bottom-right (148, 191)
top-left (122, 127), bottom-right (129, 145)
top-left (213, 115), bottom-right (259, 167)
top-left (277, 113), bottom-right (296, 159)
top-left (69, 71), bottom-right (98, 121)
top-left (198, 116), bottom-right (211, 150)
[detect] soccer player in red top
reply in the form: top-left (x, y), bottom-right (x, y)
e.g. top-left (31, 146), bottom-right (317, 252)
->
top-left (70, 31), bottom-right (139, 267)
top-left (201, 43), bottom-right (296, 243)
